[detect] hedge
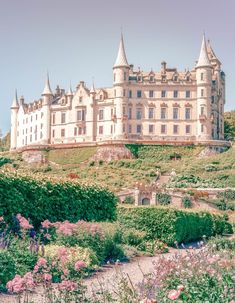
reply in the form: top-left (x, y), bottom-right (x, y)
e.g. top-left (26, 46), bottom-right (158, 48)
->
top-left (0, 174), bottom-right (117, 229)
top-left (118, 206), bottom-right (233, 246)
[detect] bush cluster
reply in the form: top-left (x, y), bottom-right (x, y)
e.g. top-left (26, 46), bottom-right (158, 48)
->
top-left (0, 174), bottom-right (117, 229)
top-left (118, 206), bottom-right (233, 246)
top-left (156, 193), bottom-right (171, 205)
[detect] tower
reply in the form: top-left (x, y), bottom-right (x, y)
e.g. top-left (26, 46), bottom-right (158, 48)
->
top-left (113, 33), bottom-right (130, 139)
top-left (41, 74), bottom-right (53, 144)
top-left (195, 34), bottom-right (213, 141)
top-left (10, 90), bottom-right (19, 150)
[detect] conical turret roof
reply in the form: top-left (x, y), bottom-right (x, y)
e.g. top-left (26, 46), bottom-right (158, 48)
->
top-left (114, 33), bottom-right (129, 68)
top-left (196, 34), bottom-right (212, 68)
top-left (42, 73), bottom-right (53, 95)
top-left (67, 83), bottom-right (73, 96)
top-left (11, 90), bottom-right (19, 108)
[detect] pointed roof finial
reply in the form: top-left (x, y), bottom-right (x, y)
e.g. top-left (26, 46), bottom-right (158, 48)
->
top-left (67, 81), bottom-right (73, 96)
top-left (196, 33), bottom-right (212, 68)
top-left (90, 77), bottom-right (95, 94)
top-left (11, 89), bottom-right (19, 108)
top-left (42, 72), bottom-right (53, 95)
top-left (113, 32), bottom-right (129, 68)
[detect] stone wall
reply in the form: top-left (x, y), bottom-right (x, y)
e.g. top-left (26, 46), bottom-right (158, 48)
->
top-left (22, 150), bottom-right (48, 165)
top-left (90, 145), bottom-right (133, 162)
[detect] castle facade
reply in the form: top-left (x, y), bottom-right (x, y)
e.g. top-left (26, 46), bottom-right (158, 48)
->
top-left (10, 34), bottom-right (226, 150)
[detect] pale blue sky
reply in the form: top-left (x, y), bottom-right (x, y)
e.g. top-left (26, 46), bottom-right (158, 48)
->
top-left (0, 0), bottom-right (234, 135)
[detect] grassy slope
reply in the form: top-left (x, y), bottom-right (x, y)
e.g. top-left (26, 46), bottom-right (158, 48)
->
top-left (2, 144), bottom-right (235, 192)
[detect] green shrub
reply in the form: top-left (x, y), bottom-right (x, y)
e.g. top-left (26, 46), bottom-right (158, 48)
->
top-left (207, 236), bottom-right (235, 251)
top-left (0, 174), bottom-right (117, 229)
top-left (217, 189), bottom-right (235, 201)
top-left (205, 164), bottom-right (218, 172)
top-left (118, 206), bottom-right (233, 246)
top-left (182, 196), bottom-right (192, 208)
top-left (156, 193), bottom-right (171, 205)
top-left (0, 250), bottom-right (16, 292)
top-left (0, 157), bottom-right (13, 167)
top-left (123, 196), bottom-right (135, 204)
top-left (122, 227), bottom-right (146, 247)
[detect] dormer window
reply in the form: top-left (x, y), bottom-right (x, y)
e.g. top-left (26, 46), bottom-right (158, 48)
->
top-left (150, 76), bottom-right (154, 82)
top-left (186, 76), bottom-right (190, 81)
top-left (173, 76), bottom-right (178, 82)
top-left (138, 76), bottom-right (142, 82)
top-left (79, 96), bottom-right (83, 103)
top-left (100, 95), bottom-right (102, 100)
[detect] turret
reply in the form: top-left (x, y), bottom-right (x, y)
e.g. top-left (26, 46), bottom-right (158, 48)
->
top-left (41, 73), bottom-right (53, 105)
top-left (195, 34), bottom-right (213, 141)
top-left (67, 83), bottom-right (73, 104)
top-left (41, 74), bottom-right (53, 144)
top-left (10, 90), bottom-right (19, 150)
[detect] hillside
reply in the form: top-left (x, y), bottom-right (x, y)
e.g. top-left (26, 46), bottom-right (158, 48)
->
top-left (1, 144), bottom-right (235, 192)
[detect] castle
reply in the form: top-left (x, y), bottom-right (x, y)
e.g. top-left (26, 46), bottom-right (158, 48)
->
top-left (10, 34), bottom-right (226, 150)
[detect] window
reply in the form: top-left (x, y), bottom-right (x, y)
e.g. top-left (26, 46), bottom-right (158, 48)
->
top-left (138, 76), bottom-right (142, 82)
top-left (114, 89), bottom-right (116, 97)
top-left (161, 90), bottom-right (166, 98)
top-left (173, 90), bottom-right (178, 98)
top-left (40, 132), bottom-right (43, 139)
top-left (35, 133), bottom-right (37, 141)
top-left (74, 127), bottom-right (77, 136)
top-left (161, 124), bottom-right (166, 134)
top-left (211, 96), bottom-right (215, 103)
top-left (137, 124), bottom-right (142, 133)
top-left (31, 116), bottom-right (33, 122)
top-left (79, 96), bottom-right (83, 103)
top-left (123, 124), bottom-right (126, 132)
top-left (186, 76), bottom-right (190, 81)
top-left (201, 89), bottom-right (204, 97)
top-left (123, 89), bottom-right (125, 97)
top-left (137, 90), bottom-right (142, 98)
top-left (30, 127), bottom-right (32, 133)
top-left (41, 123), bottom-right (43, 129)
top-left (128, 125), bottom-right (132, 133)
top-left (61, 129), bottom-right (65, 137)
top-left (201, 73), bottom-right (204, 81)
top-left (123, 106), bottom-right (126, 115)
top-left (78, 127), bottom-right (82, 135)
top-left (124, 72), bottom-right (126, 81)
top-left (99, 95), bottom-right (102, 100)
top-left (201, 124), bottom-right (204, 133)
top-left (173, 125), bottom-right (178, 134)
top-left (173, 108), bottom-right (179, 120)
top-left (200, 107), bottom-right (204, 115)
top-left (110, 125), bottom-right (113, 134)
top-left (36, 114), bottom-right (38, 120)
top-left (129, 90), bottom-right (132, 98)
top-left (149, 124), bottom-right (154, 133)
top-left (114, 73), bottom-right (116, 82)
top-left (77, 110), bottom-right (85, 121)
top-left (99, 109), bottom-right (104, 120)
top-left (148, 108), bottom-right (154, 119)
top-left (186, 90), bottom-right (190, 98)
top-left (186, 125), bottom-right (191, 134)
top-left (149, 90), bottom-right (154, 98)
top-left (99, 126), bottom-right (103, 134)
top-left (61, 112), bottom-right (66, 124)
top-left (41, 112), bottom-right (43, 118)
top-left (150, 76), bottom-right (154, 82)
top-left (52, 113), bottom-right (56, 125)
top-left (173, 76), bottom-right (178, 81)
top-left (30, 135), bottom-right (32, 142)
top-left (185, 108), bottom-right (191, 120)
top-left (161, 108), bottom-right (166, 119)
top-left (136, 108), bottom-right (142, 120)
top-left (128, 108), bottom-right (132, 119)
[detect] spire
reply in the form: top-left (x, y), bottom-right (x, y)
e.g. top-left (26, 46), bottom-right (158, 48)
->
top-left (11, 89), bottom-right (19, 108)
top-left (67, 82), bottom-right (73, 96)
top-left (196, 33), bottom-right (212, 68)
top-left (113, 33), bottom-right (129, 68)
top-left (90, 78), bottom-right (95, 94)
top-left (42, 73), bottom-right (53, 95)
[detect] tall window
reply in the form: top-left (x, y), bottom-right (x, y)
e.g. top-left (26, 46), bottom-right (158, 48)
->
top-left (161, 108), bottom-right (166, 119)
top-left (149, 124), bottom-right (154, 133)
top-left (61, 129), bottom-right (65, 137)
top-left (128, 108), bottom-right (132, 119)
top-left (200, 107), bottom-right (205, 115)
top-left (185, 108), bottom-right (191, 120)
top-left (99, 126), bottom-right (103, 134)
top-left (161, 90), bottom-right (166, 98)
top-left (128, 125), bottom-right (132, 133)
top-left (77, 110), bottom-right (85, 121)
top-left (201, 89), bottom-right (204, 97)
top-left (52, 113), bottom-right (56, 125)
top-left (173, 90), bottom-right (178, 98)
top-left (173, 125), bottom-right (178, 134)
top-left (148, 108), bottom-right (154, 119)
top-left (61, 112), bottom-right (66, 124)
top-left (186, 125), bottom-right (191, 134)
top-left (149, 90), bottom-right (154, 98)
top-left (74, 127), bottom-right (77, 136)
top-left (173, 108), bottom-right (179, 120)
top-left (129, 90), bottom-right (132, 98)
top-left (201, 73), bottom-right (204, 81)
top-left (136, 108), bottom-right (142, 120)
top-left (161, 124), bottom-right (166, 134)
top-left (201, 124), bottom-right (204, 133)
top-left (186, 90), bottom-right (190, 98)
top-left (99, 109), bottom-right (104, 120)
top-left (137, 124), bottom-right (142, 133)
top-left (124, 72), bottom-right (126, 81)
top-left (150, 76), bottom-right (154, 82)
top-left (137, 90), bottom-right (142, 98)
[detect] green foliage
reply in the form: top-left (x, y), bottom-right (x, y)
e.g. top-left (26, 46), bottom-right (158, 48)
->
top-left (0, 250), bottom-right (16, 292)
top-left (0, 174), bottom-right (117, 229)
top-left (205, 164), bottom-right (218, 172)
top-left (0, 157), bottom-right (13, 167)
top-left (167, 174), bottom-right (220, 188)
top-left (207, 236), bottom-right (235, 251)
top-left (224, 111), bottom-right (235, 140)
top-left (118, 206), bottom-right (233, 246)
top-left (217, 189), bottom-right (235, 201)
top-left (123, 196), bottom-right (135, 204)
top-left (121, 227), bottom-right (146, 247)
top-left (182, 196), bottom-right (192, 208)
top-left (156, 193), bottom-right (171, 205)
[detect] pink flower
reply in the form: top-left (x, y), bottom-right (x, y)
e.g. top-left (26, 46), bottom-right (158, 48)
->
top-left (41, 220), bottom-right (51, 229)
top-left (58, 280), bottom-right (78, 291)
top-left (44, 233), bottom-right (51, 240)
top-left (74, 260), bottom-right (86, 271)
top-left (23, 272), bottom-right (35, 289)
top-left (167, 289), bottom-right (181, 300)
top-left (16, 214), bottom-right (33, 229)
top-left (43, 273), bottom-right (52, 282)
top-left (0, 216), bottom-right (4, 222)
top-left (36, 257), bottom-right (47, 268)
top-left (6, 275), bottom-right (25, 293)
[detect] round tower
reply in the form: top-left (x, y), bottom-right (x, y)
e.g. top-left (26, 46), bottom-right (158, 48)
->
top-left (10, 90), bottom-right (19, 150)
top-left (41, 74), bottom-right (53, 144)
top-left (196, 34), bottom-right (213, 141)
top-left (113, 33), bottom-right (130, 139)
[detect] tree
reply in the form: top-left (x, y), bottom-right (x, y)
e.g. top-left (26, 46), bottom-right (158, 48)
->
top-left (224, 111), bottom-right (235, 140)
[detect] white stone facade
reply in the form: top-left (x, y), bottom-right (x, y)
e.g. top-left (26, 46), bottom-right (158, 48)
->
top-left (10, 34), bottom-right (226, 150)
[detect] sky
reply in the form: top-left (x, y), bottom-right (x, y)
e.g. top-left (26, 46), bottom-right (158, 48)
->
top-left (0, 0), bottom-right (234, 135)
